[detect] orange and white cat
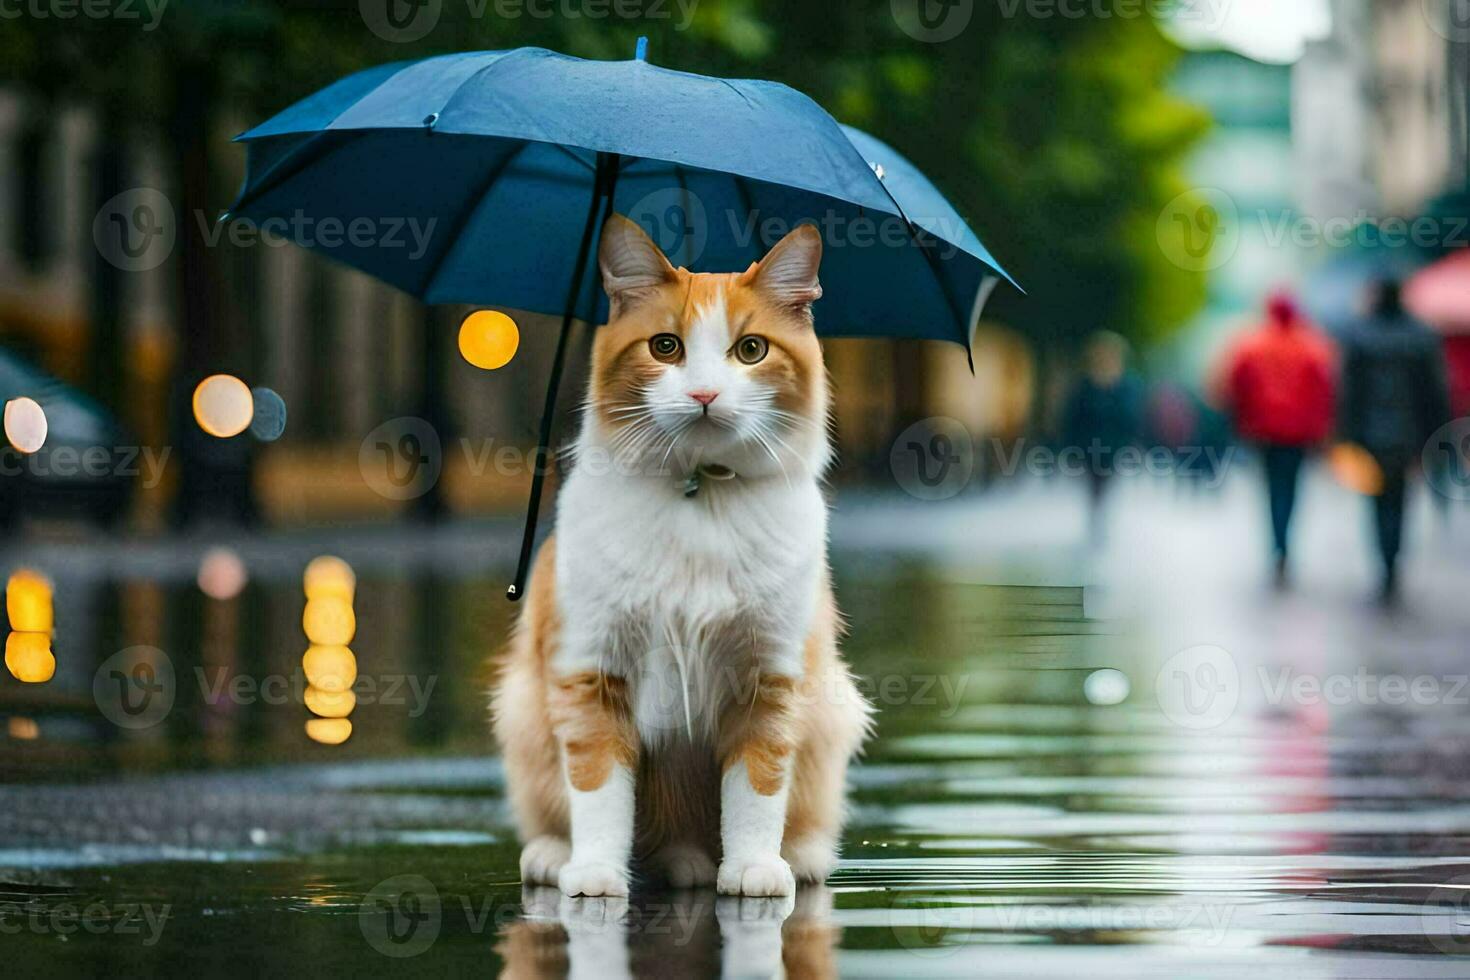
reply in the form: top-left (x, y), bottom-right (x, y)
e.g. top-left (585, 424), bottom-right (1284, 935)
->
top-left (491, 214), bottom-right (871, 898)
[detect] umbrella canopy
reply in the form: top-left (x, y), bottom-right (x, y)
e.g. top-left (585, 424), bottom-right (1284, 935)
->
top-left (227, 43), bottom-right (1015, 598)
top-left (228, 45), bottom-right (1012, 347)
top-left (1405, 249), bottom-right (1470, 336)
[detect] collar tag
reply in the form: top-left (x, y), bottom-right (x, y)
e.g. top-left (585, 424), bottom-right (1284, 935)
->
top-left (683, 463), bottom-right (736, 498)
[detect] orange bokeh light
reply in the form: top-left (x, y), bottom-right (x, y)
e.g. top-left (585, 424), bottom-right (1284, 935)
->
top-left (305, 717), bottom-right (352, 745)
top-left (458, 310), bottom-right (520, 370)
top-left (5, 632), bottom-right (55, 683)
top-left (304, 555), bottom-right (355, 601)
top-left (303, 644), bottom-right (357, 693)
top-left (6, 569), bottom-right (53, 633)
top-left (303, 597), bottom-right (356, 646)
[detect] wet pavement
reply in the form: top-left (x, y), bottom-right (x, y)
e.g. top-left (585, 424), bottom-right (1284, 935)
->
top-left (4, 465), bottom-right (1470, 976)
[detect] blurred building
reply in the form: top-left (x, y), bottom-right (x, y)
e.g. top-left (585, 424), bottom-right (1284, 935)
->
top-left (1296, 0), bottom-right (1470, 229)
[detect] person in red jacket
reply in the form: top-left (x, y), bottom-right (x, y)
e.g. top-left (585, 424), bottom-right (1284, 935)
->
top-left (1214, 291), bottom-right (1337, 585)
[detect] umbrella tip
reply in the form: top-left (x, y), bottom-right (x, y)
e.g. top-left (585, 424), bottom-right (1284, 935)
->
top-left (635, 36), bottom-right (649, 62)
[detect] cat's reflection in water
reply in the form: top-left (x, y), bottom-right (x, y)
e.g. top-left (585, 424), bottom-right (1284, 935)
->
top-left (497, 885), bottom-right (837, 979)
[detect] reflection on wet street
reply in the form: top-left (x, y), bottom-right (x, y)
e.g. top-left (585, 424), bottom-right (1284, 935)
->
top-left (4, 473), bottom-right (1470, 976)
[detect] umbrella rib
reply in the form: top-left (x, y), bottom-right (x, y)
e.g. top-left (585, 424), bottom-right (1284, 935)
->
top-left (869, 176), bottom-right (973, 358)
top-left (416, 139), bottom-right (537, 297)
top-left (733, 175), bottom-right (761, 266)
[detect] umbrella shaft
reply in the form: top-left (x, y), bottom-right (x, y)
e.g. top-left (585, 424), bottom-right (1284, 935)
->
top-left (508, 153), bottom-right (617, 601)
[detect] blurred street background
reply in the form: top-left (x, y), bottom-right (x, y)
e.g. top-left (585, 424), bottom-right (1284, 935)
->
top-left (3, 0), bottom-right (1470, 975)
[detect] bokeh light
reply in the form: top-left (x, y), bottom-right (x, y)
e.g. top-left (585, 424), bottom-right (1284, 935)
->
top-left (303, 597), bottom-right (356, 646)
top-left (305, 717), bottom-right (352, 745)
top-left (1329, 442), bottom-right (1385, 497)
top-left (302, 561), bottom-right (357, 742)
top-left (304, 685), bottom-right (357, 718)
top-left (3, 397), bottom-right (47, 454)
top-left (1083, 668), bottom-right (1131, 706)
top-left (458, 310), bottom-right (520, 370)
top-left (302, 644), bottom-right (357, 693)
top-left (304, 556), bottom-right (355, 601)
top-left (192, 374), bottom-right (254, 438)
top-left (5, 632), bottom-right (55, 683)
top-left (6, 569), bottom-right (54, 633)
top-left (249, 386), bottom-right (288, 441)
top-left (7, 716), bottom-right (39, 740)
top-left (197, 547), bottom-right (248, 600)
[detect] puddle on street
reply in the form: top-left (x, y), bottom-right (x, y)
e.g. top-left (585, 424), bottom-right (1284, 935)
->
top-left (3, 536), bottom-right (1470, 977)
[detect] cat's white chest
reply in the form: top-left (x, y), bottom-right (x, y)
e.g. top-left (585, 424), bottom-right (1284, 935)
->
top-left (553, 467), bottom-right (827, 741)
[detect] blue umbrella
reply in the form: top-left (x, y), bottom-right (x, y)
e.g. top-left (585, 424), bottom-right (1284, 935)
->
top-left (227, 40), bottom-right (1015, 598)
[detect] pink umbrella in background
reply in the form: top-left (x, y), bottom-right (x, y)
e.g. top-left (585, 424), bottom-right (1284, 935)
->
top-left (1405, 250), bottom-right (1470, 416)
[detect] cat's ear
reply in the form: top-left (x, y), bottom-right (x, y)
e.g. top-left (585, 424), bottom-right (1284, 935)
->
top-left (742, 224), bottom-right (823, 309)
top-left (599, 214), bottom-right (676, 316)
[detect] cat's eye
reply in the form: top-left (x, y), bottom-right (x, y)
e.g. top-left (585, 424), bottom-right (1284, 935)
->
top-left (735, 335), bottom-right (769, 365)
top-left (649, 334), bottom-right (683, 363)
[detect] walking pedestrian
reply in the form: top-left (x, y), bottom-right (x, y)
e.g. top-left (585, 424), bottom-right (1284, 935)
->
top-left (1214, 291), bottom-right (1336, 586)
top-left (1338, 278), bottom-right (1452, 605)
top-left (1061, 331), bottom-right (1144, 540)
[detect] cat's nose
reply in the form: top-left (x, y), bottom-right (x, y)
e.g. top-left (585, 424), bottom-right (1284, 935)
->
top-left (688, 390), bottom-right (720, 407)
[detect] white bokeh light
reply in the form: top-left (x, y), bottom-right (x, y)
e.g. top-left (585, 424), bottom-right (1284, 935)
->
top-left (3, 397), bottom-right (48, 454)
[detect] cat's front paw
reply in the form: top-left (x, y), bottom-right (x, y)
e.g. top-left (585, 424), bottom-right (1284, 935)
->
top-left (519, 835), bottom-right (572, 885)
top-left (716, 855), bottom-right (796, 897)
top-left (558, 860), bottom-right (630, 898)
